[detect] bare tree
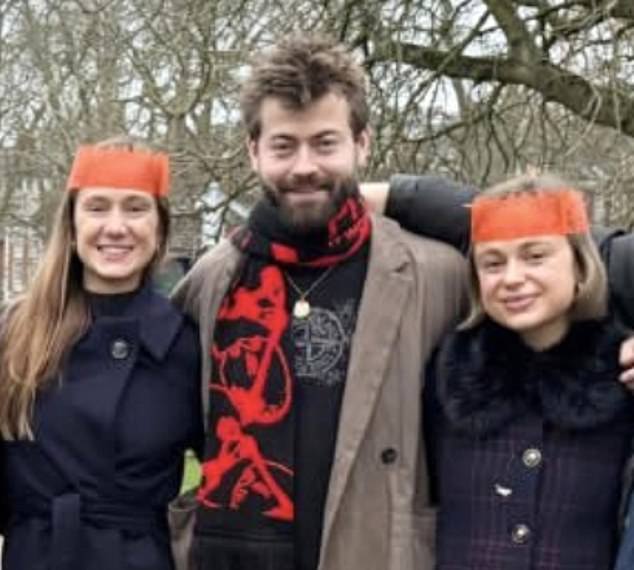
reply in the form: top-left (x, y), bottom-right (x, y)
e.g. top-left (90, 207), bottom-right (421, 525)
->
top-left (2, 0), bottom-right (634, 276)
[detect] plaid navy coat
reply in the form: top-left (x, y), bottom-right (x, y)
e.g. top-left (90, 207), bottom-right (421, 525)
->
top-left (425, 319), bottom-right (634, 570)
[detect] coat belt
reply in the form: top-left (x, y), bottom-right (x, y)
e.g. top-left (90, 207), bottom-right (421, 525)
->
top-left (13, 492), bottom-right (167, 570)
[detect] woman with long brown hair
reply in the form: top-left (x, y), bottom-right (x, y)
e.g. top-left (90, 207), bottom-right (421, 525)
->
top-left (0, 137), bottom-right (203, 570)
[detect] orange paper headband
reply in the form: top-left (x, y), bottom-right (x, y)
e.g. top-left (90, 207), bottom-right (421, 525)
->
top-left (66, 145), bottom-right (170, 197)
top-left (471, 188), bottom-right (589, 243)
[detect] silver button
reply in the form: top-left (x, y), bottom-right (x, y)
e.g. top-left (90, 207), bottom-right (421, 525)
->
top-left (522, 448), bottom-right (542, 469)
top-left (511, 523), bottom-right (531, 544)
top-left (110, 339), bottom-right (130, 360)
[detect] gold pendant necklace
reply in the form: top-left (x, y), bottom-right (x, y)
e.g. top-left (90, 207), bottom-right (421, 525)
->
top-left (293, 299), bottom-right (311, 319)
top-left (284, 265), bottom-right (337, 319)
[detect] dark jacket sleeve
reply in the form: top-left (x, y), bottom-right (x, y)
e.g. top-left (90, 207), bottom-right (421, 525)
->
top-left (594, 227), bottom-right (634, 330)
top-left (182, 319), bottom-right (205, 460)
top-left (386, 174), bottom-right (476, 254)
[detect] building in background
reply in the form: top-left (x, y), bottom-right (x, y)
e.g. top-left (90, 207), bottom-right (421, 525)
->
top-left (0, 148), bottom-right (47, 302)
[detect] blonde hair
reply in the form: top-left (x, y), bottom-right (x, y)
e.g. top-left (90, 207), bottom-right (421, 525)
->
top-left (0, 136), bottom-right (170, 439)
top-left (461, 172), bottom-right (607, 329)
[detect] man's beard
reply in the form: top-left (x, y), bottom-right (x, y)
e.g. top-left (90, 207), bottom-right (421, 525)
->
top-left (262, 176), bottom-right (359, 234)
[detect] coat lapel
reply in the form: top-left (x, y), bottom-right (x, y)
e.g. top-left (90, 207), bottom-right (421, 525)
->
top-left (319, 216), bottom-right (415, 555)
top-left (198, 242), bottom-right (240, 420)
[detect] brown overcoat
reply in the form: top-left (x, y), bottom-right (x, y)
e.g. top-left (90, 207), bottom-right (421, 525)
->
top-left (169, 214), bottom-right (467, 570)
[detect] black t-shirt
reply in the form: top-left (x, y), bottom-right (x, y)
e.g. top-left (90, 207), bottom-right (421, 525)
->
top-left (284, 243), bottom-right (369, 570)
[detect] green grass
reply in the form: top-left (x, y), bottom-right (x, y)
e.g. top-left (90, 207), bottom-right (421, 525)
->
top-left (180, 450), bottom-right (202, 494)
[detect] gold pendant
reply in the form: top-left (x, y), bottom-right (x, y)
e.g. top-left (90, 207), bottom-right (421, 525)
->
top-left (293, 299), bottom-right (311, 319)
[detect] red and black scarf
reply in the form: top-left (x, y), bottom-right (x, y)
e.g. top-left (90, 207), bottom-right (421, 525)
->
top-left (195, 195), bottom-right (371, 564)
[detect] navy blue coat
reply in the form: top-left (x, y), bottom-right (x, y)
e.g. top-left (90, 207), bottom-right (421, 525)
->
top-left (2, 284), bottom-right (203, 570)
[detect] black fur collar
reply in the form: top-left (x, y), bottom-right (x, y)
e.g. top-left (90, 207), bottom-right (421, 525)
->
top-left (435, 319), bottom-right (632, 436)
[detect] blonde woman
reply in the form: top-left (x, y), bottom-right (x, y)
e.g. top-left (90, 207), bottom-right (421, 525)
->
top-left (0, 138), bottom-right (203, 570)
top-left (423, 174), bottom-right (633, 568)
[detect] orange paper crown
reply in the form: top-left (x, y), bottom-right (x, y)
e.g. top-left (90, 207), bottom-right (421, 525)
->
top-left (66, 145), bottom-right (170, 197)
top-left (471, 188), bottom-right (589, 243)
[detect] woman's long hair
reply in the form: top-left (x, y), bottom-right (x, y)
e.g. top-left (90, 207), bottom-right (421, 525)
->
top-left (0, 137), bottom-right (170, 439)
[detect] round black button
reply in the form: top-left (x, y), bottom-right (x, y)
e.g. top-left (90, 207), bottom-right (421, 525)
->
top-left (110, 339), bottom-right (130, 360)
top-left (380, 448), bottom-right (398, 464)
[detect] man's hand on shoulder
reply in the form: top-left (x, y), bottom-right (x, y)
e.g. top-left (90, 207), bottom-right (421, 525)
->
top-left (359, 182), bottom-right (389, 214)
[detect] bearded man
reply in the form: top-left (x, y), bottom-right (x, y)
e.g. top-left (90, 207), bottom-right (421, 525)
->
top-left (171, 34), bottom-right (466, 570)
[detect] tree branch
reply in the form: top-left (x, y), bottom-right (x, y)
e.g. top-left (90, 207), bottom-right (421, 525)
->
top-left (572, 0), bottom-right (634, 20)
top-left (373, 40), bottom-right (634, 136)
top-left (518, 0), bottom-right (634, 21)
top-left (482, 0), bottom-right (539, 61)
